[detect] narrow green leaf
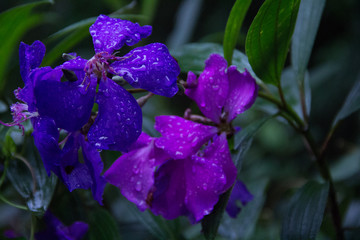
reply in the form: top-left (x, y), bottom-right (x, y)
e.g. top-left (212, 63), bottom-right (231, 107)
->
top-left (233, 115), bottom-right (273, 167)
top-left (223, 0), bottom-right (252, 65)
top-left (0, 0), bottom-right (52, 94)
top-left (171, 42), bottom-right (259, 81)
top-left (291, 0), bottom-right (326, 76)
top-left (281, 181), bottom-right (329, 240)
top-left (333, 73), bottom-right (360, 126)
top-left (89, 208), bottom-right (122, 240)
top-left (245, 0), bottom-right (300, 85)
top-left (201, 187), bottom-right (233, 240)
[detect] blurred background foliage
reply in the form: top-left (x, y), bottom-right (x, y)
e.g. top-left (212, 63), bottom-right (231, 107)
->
top-left (0, 0), bottom-right (359, 239)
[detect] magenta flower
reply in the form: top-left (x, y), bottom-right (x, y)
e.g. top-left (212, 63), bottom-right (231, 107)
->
top-left (105, 54), bottom-right (257, 222)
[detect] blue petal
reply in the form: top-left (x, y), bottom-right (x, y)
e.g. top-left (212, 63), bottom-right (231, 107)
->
top-left (59, 134), bottom-right (92, 192)
top-left (225, 180), bottom-right (253, 218)
top-left (80, 136), bottom-right (106, 205)
top-left (90, 15), bottom-right (152, 53)
top-left (32, 117), bottom-right (61, 176)
top-left (111, 43), bottom-right (180, 97)
top-left (88, 79), bottom-right (142, 151)
top-left (34, 68), bottom-right (96, 132)
top-left (19, 41), bottom-right (46, 83)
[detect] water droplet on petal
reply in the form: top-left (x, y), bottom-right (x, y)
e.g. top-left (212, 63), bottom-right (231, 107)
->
top-left (135, 181), bottom-right (142, 191)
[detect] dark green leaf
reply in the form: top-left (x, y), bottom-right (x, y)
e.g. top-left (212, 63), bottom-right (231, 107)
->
top-left (0, 0), bottom-right (52, 94)
top-left (333, 73), bottom-right (360, 126)
top-left (281, 181), bottom-right (329, 240)
top-left (291, 0), bottom-right (326, 77)
top-left (89, 208), bottom-right (122, 240)
top-left (331, 148), bottom-right (360, 182)
top-left (245, 0), bottom-right (300, 85)
top-left (171, 42), bottom-right (259, 81)
top-left (129, 202), bottom-right (182, 240)
top-left (219, 178), bottom-right (269, 239)
top-left (201, 187), bottom-right (233, 240)
top-left (233, 115), bottom-right (273, 168)
top-left (6, 136), bottom-right (57, 215)
top-left (223, 0), bottom-right (252, 65)
top-left (281, 68), bottom-right (311, 120)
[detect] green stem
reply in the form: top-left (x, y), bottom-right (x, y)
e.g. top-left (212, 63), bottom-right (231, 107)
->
top-left (0, 194), bottom-right (27, 210)
top-left (258, 89), bottom-right (345, 240)
top-left (0, 159), bottom-right (9, 188)
top-left (30, 214), bottom-right (36, 240)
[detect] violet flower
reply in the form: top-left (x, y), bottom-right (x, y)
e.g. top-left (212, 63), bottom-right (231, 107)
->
top-left (35, 211), bottom-right (88, 240)
top-left (41, 14), bottom-right (180, 152)
top-left (105, 54), bottom-right (257, 222)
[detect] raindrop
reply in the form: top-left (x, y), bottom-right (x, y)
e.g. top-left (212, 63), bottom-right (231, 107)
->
top-left (135, 181), bottom-right (142, 191)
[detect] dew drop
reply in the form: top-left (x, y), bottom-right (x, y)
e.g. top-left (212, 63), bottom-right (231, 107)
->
top-left (135, 181), bottom-right (142, 191)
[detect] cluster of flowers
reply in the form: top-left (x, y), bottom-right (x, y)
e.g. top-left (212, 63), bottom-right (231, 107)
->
top-left (2, 14), bottom-right (257, 229)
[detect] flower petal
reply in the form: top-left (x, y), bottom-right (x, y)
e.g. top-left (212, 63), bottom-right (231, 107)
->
top-left (59, 134), bottom-right (92, 192)
top-left (185, 54), bottom-right (229, 123)
top-left (224, 68), bottom-right (258, 122)
top-left (34, 68), bottom-right (96, 132)
top-left (104, 140), bottom-right (157, 211)
top-left (150, 159), bottom-right (188, 220)
top-left (60, 56), bottom-right (88, 79)
top-left (226, 180), bottom-right (253, 218)
top-left (111, 43), bottom-right (180, 97)
top-left (184, 133), bottom-right (236, 222)
top-left (32, 117), bottom-right (61, 176)
top-left (80, 136), bottom-right (106, 205)
top-left (19, 41), bottom-right (46, 83)
top-left (87, 79), bottom-right (142, 151)
top-left (90, 15), bottom-right (152, 53)
top-left (154, 115), bottom-right (217, 159)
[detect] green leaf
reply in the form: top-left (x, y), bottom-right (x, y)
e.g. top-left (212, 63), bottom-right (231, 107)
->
top-left (245, 0), bottom-right (300, 85)
top-left (171, 42), bottom-right (259, 81)
top-left (6, 136), bottom-right (57, 215)
top-left (0, 0), bottom-right (52, 94)
top-left (219, 178), bottom-right (269, 239)
top-left (201, 187), bottom-right (233, 240)
top-left (128, 201), bottom-right (182, 240)
top-left (291, 0), bottom-right (326, 77)
top-left (333, 73), bottom-right (360, 126)
top-left (223, 0), bottom-right (252, 65)
top-left (233, 115), bottom-right (273, 168)
top-left (89, 208), bottom-right (122, 240)
top-left (281, 181), bottom-right (329, 240)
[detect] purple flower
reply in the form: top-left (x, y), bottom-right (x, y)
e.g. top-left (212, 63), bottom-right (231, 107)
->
top-left (41, 14), bottom-right (180, 152)
top-left (1, 41), bottom-right (106, 204)
top-left (35, 211), bottom-right (88, 240)
top-left (105, 54), bottom-right (257, 222)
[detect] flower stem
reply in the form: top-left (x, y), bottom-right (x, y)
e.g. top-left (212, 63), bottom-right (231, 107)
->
top-left (0, 194), bottom-right (28, 210)
top-left (258, 90), bottom-right (345, 240)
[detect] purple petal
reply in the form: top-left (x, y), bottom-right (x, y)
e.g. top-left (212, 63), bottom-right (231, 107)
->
top-left (105, 140), bottom-right (158, 211)
top-left (60, 56), bottom-right (88, 80)
top-left (32, 117), bottom-right (61, 176)
top-left (34, 68), bottom-right (96, 132)
top-left (226, 180), bottom-right (253, 218)
top-left (80, 136), bottom-right (106, 205)
top-left (185, 54), bottom-right (229, 123)
top-left (111, 43), bottom-right (180, 97)
top-left (87, 79), bottom-right (142, 151)
top-left (224, 68), bottom-right (258, 122)
top-left (154, 115), bottom-right (217, 159)
top-left (184, 133), bottom-right (236, 222)
top-left (90, 15), bottom-right (152, 53)
top-left (59, 134), bottom-right (92, 192)
top-left (35, 211), bottom-right (88, 240)
top-left (19, 41), bottom-right (46, 83)
top-left (150, 159), bottom-right (188, 220)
